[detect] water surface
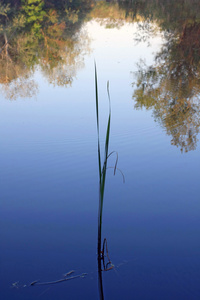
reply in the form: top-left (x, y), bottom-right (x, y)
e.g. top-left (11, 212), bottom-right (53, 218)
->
top-left (0, 1), bottom-right (200, 299)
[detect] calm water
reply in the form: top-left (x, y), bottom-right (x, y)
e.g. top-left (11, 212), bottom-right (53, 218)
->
top-left (0, 1), bottom-right (200, 299)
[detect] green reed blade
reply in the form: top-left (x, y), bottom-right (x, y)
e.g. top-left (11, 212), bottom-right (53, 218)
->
top-left (95, 62), bottom-right (102, 183)
top-left (100, 113), bottom-right (111, 203)
top-left (95, 65), bottom-right (112, 253)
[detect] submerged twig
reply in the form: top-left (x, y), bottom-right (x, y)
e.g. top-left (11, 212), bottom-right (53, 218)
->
top-left (30, 280), bottom-right (39, 286)
top-left (11, 281), bottom-right (20, 289)
top-left (63, 270), bottom-right (75, 277)
top-left (29, 273), bottom-right (87, 287)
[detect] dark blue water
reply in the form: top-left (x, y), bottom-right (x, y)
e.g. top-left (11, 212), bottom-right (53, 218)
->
top-left (1, 10), bottom-right (200, 300)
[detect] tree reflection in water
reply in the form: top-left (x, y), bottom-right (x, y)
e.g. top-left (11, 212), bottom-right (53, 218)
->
top-left (1, 0), bottom-right (199, 151)
top-left (129, 0), bottom-right (200, 152)
top-left (0, 0), bottom-right (92, 99)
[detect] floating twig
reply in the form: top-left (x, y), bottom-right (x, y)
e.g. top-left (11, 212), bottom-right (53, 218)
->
top-left (29, 273), bottom-right (87, 287)
top-left (63, 270), bottom-right (75, 277)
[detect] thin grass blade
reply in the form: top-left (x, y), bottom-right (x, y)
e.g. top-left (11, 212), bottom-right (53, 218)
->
top-left (95, 62), bottom-right (102, 183)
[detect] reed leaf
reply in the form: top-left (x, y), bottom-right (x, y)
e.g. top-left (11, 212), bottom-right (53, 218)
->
top-left (95, 65), bottom-right (112, 256)
top-left (95, 73), bottom-right (111, 218)
top-left (95, 63), bottom-right (102, 184)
